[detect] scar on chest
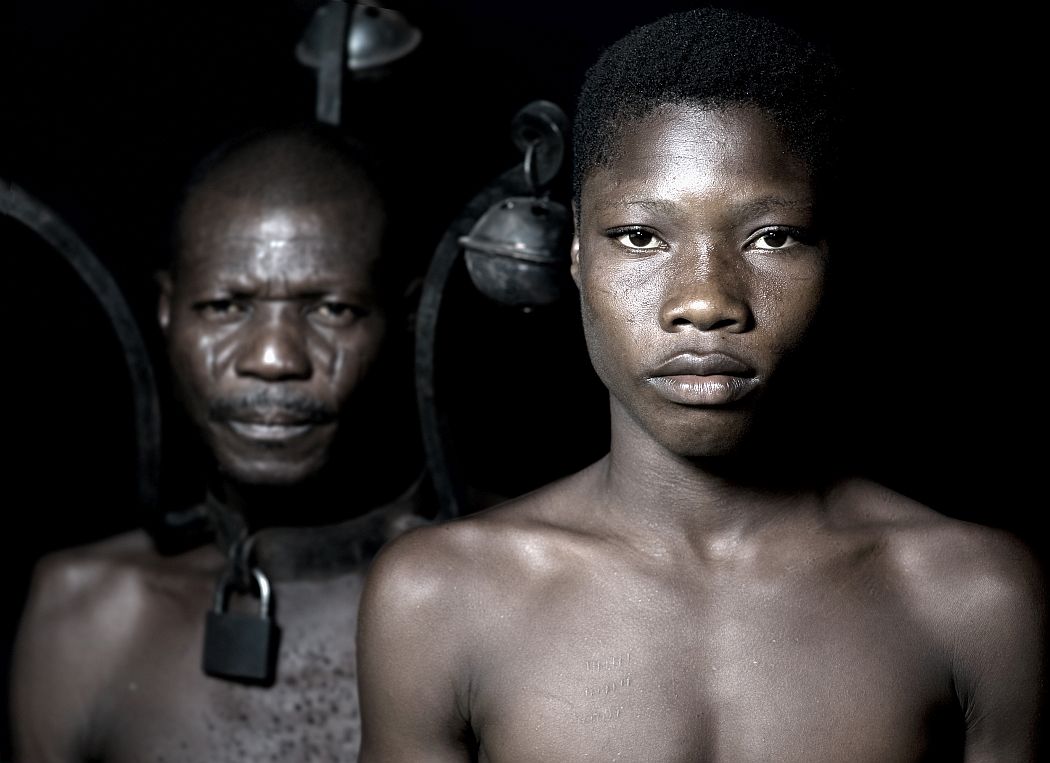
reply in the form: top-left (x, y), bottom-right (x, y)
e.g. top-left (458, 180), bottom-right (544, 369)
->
top-left (578, 705), bottom-right (624, 723)
top-left (583, 675), bottom-right (631, 697)
top-left (585, 652), bottom-right (631, 672)
top-left (577, 652), bottom-right (632, 722)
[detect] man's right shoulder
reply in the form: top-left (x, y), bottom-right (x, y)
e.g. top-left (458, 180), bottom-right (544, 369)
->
top-left (363, 466), bottom-right (598, 627)
top-left (26, 530), bottom-right (153, 616)
top-left (20, 530), bottom-right (216, 647)
top-left (364, 507), bottom-right (524, 616)
top-left (12, 530), bottom-right (190, 749)
top-left (375, 468), bottom-right (591, 582)
top-left (14, 533), bottom-right (221, 757)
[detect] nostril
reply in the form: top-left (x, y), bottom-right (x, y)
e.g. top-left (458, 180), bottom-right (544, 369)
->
top-left (667, 313), bottom-right (748, 331)
top-left (707, 318), bottom-right (739, 331)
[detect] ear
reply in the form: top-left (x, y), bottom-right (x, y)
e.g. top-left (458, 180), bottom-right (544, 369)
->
top-left (156, 270), bottom-right (173, 335)
top-left (569, 201), bottom-right (582, 288)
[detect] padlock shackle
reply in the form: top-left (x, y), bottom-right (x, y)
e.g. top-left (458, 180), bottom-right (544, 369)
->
top-left (252, 567), bottom-right (272, 614)
top-left (211, 565), bottom-right (273, 616)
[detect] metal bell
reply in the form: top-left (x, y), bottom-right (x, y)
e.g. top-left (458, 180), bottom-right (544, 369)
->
top-left (459, 196), bottom-right (572, 309)
top-left (296, 1), bottom-right (421, 74)
top-left (347, 3), bottom-right (422, 71)
top-left (296, 0), bottom-right (422, 123)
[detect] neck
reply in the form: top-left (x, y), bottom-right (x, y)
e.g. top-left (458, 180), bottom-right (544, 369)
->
top-left (213, 473), bottom-right (356, 532)
top-left (597, 398), bottom-right (831, 546)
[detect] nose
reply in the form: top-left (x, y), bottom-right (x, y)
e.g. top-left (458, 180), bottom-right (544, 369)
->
top-left (234, 306), bottom-right (312, 381)
top-left (658, 254), bottom-right (751, 334)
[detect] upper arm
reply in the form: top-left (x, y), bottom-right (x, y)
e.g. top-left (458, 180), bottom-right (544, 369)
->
top-left (356, 529), bottom-right (476, 763)
top-left (949, 536), bottom-right (1046, 762)
top-left (11, 555), bottom-right (105, 763)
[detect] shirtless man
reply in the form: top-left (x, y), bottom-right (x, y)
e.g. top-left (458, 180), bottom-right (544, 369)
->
top-left (356, 9), bottom-right (1046, 761)
top-left (11, 126), bottom-right (430, 761)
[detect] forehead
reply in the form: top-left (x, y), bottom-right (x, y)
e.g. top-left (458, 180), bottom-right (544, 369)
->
top-left (175, 191), bottom-right (385, 283)
top-left (582, 104), bottom-right (814, 215)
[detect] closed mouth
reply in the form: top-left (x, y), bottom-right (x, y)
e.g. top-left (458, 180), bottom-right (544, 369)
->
top-left (649, 352), bottom-right (753, 378)
top-left (226, 420), bottom-right (316, 442)
top-left (647, 352), bottom-right (759, 406)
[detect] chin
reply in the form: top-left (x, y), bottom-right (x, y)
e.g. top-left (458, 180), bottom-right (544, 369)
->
top-left (217, 455), bottom-right (327, 488)
top-left (648, 409), bottom-right (758, 460)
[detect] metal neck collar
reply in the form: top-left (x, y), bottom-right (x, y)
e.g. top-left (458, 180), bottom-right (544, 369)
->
top-left (204, 472), bottom-right (431, 585)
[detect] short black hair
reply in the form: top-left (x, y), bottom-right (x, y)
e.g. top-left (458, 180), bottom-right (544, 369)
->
top-left (573, 7), bottom-right (846, 215)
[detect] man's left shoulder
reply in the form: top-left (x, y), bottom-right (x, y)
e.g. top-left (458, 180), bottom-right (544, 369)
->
top-left (835, 478), bottom-right (1045, 626)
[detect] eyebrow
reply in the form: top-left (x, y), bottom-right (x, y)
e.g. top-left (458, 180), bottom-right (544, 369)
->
top-left (732, 196), bottom-right (813, 219)
top-left (623, 196), bottom-right (813, 220)
top-left (623, 199), bottom-right (680, 215)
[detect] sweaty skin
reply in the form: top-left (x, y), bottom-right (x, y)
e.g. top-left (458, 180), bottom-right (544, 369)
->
top-left (163, 189), bottom-right (389, 489)
top-left (13, 526), bottom-right (381, 762)
top-left (356, 106), bottom-right (1045, 762)
top-left (11, 155), bottom-right (421, 763)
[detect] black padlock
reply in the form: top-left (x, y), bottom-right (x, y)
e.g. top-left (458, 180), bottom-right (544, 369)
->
top-left (202, 566), bottom-right (281, 686)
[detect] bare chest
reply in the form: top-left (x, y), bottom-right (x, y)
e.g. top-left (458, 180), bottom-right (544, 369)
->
top-left (100, 574), bottom-right (366, 763)
top-left (473, 569), bottom-right (958, 762)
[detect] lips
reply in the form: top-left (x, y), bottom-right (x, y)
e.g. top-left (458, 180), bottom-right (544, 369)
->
top-left (222, 409), bottom-right (329, 443)
top-left (227, 420), bottom-right (315, 442)
top-left (646, 352), bottom-right (759, 406)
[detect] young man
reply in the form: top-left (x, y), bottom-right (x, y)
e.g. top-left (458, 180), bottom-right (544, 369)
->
top-left (356, 9), bottom-right (1045, 761)
top-left (12, 127), bottom-right (431, 761)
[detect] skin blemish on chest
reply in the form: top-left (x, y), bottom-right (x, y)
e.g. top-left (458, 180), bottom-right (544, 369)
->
top-left (203, 639), bottom-right (360, 761)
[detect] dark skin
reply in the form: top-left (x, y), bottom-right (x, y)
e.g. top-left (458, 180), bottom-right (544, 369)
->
top-left (12, 161), bottom-right (421, 762)
top-left (164, 187), bottom-right (388, 491)
top-left (357, 105), bottom-right (1045, 762)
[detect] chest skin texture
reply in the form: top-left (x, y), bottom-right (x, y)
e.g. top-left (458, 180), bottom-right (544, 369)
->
top-left (96, 571), bottom-right (366, 763)
top-left (467, 539), bottom-right (959, 763)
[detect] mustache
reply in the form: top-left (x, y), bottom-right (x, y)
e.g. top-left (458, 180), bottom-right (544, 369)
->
top-left (207, 391), bottom-right (337, 424)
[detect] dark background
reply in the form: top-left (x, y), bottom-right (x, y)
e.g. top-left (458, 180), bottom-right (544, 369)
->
top-left (4, 1), bottom-right (1040, 756)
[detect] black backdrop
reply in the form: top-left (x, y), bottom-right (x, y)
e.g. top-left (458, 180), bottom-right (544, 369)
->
top-left (4, 1), bottom-right (1041, 755)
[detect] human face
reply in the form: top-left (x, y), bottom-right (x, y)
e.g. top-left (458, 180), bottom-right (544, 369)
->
top-left (159, 189), bottom-right (388, 485)
top-left (572, 105), bottom-right (828, 458)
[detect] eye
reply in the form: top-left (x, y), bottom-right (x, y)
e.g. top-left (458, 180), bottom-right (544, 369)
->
top-left (749, 228), bottom-right (810, 251)
top-left (610, 228), bottom-right (665, 251)
top-left (311, 301), bottom-right (366, 326)
top-left (318, 302), bottom-right (350, 317)
top-left (194, 299), bottom-right (247, 320)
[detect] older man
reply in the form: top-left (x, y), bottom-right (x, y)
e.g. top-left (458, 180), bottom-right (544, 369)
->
top-left (12, 126), bottom-right (430, 761)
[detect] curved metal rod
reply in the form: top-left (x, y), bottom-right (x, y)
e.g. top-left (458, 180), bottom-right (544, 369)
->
top-left (0, 180), bottom-right (162, 523)
top-left (415, 166), bottom-right (531, 522)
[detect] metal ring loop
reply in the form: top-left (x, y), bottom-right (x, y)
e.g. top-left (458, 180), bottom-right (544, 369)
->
top-left (522, 141), bottom-right (540, 194)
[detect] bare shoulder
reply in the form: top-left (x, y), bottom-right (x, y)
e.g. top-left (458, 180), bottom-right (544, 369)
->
top-left (829, 478), bottom-right (1045, 629)
top-left (356, 468), bottom-right (599, 748)
top-left (12, 530), bottom-right (220, 757)
top-left (16, 530), bottom-right (220, 673)
top-left (831, 479), bottom-right (1046, 749)
top-left (23, 531), bottom-right (154, 629)
top-left (365, 466), bottom-right (597, 612)
top-left (359, 465), bottom-right (601, 665)
top-left (24, 530), bottom-right (213, 625)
